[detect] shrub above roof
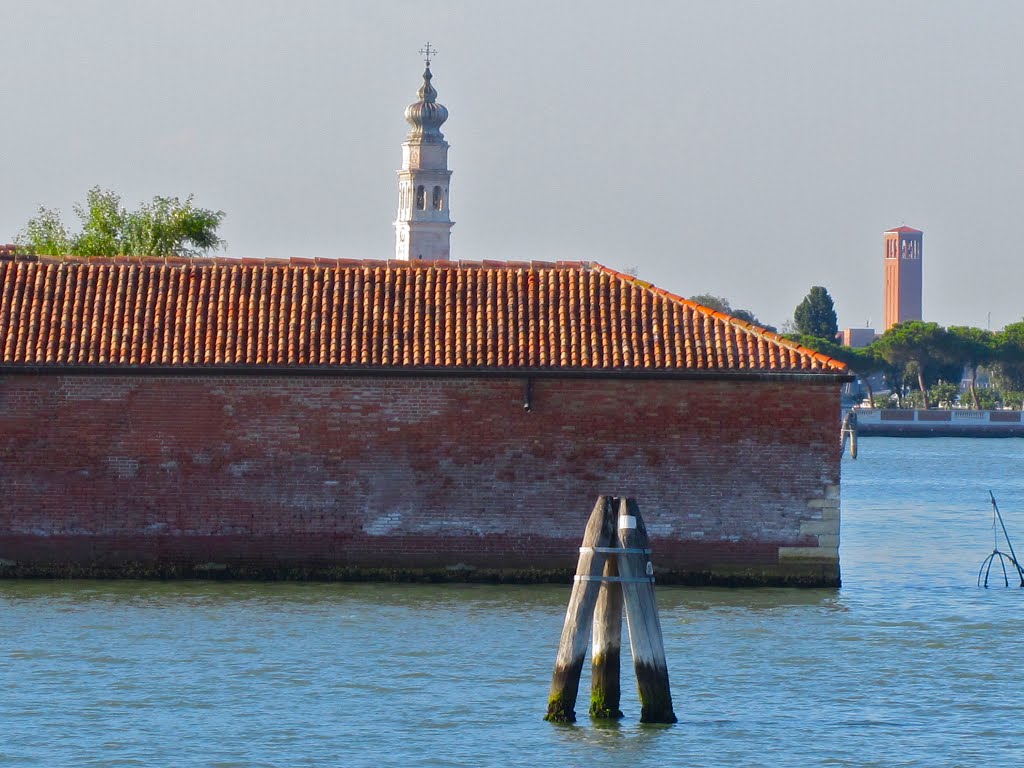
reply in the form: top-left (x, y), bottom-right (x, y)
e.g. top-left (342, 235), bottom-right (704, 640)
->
top-left (0, 255), bottom-right (845, 375)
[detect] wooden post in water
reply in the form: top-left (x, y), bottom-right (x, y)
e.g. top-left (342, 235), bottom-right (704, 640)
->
top-left (849, 409), bottom-right (858, 459)
top-left (545, 496), bottom-right (617, 723)
top-left (616, 497), bottom-right (677, 724)
top-left (840, 409), bottom-right (858, 459)
top-left (589, 551), bottom-right (624, 719)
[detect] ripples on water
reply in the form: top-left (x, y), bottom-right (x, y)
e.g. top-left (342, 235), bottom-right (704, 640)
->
top-left (2, 438), bottom-right (1024, 767)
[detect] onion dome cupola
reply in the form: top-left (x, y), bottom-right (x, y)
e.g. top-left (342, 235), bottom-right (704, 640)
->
top-left (404, 66), bottom-right (449, 143)
top-left (394, 42), bottom-right (454, 262)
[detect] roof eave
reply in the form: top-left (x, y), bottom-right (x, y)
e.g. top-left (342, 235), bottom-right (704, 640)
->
top-left (0, 363), bottom-right (854, 384)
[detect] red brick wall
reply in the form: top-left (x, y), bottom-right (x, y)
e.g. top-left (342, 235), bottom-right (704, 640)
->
top-left (0, 374), bottom-right (842, 585)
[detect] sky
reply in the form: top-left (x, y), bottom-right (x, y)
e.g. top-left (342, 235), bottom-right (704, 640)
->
top-left (3, 1), bottom-right (1023, 332)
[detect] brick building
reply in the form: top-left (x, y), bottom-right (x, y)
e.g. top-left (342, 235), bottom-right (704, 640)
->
top-left (0, 255), bottom-right (848, 585)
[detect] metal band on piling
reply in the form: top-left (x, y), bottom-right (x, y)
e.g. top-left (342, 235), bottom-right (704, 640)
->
top-left (574, 575), bottom-right (655, 583)
top-left (579, 547), bottom-right (651, 555)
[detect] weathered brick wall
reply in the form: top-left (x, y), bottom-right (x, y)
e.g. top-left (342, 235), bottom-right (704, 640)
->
top-left (0, 374), bottom-right (842, 585)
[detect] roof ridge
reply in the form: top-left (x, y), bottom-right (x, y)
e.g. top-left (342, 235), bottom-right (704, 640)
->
top-left (0, 253), bottom-right (594, 271)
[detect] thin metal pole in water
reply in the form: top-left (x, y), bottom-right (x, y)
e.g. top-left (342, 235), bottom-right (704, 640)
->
top-left (989, 491), bottom-right (1024, 587)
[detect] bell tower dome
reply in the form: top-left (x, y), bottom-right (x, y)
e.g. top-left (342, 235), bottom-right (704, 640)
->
top-left (394, 43), bottom-right (454, 261)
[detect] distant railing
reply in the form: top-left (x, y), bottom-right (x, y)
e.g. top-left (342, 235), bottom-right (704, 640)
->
top-left (855, 408), bottom-right (1023, 429)
top-left (953, 410), bottom-right (987, 421)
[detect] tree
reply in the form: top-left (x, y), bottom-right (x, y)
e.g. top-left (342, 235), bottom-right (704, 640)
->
top-left (688, 294), bottom-right (776, 332)
top-left (72, 187), bottom-right (127, 257)
top-left (789, 334), bottom-right (883, 408)
top-left (1003, 390), bottom-right (1024, 410)
top-left (688, 294), bottom-right (731, 313)
top-left (123, 195), bottom-right (225, 257)
top-left (793, 286), bottom-right (838, 340)
top-left (873, 321), bottom-right (951, 409)
top-left (15, 187), bottom-right (225, 258)
top-left (973, 387), bottom-right (1002, 410)
top-left (17, 206), bottom-right (72, 255)
top-left (845, 345), bottom-right (885, 408)
top-left (928, 381), bottom-right (960, 409)
top-left (993, 321), bottom-right (1024, 391)
top-left (947, 326), bottom-right (995, 409)
top-left (731, 308), bottom-right (764, 327)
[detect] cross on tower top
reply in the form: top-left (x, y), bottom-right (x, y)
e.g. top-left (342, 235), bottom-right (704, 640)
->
top-left (419, 42), bottom-right (437, 67)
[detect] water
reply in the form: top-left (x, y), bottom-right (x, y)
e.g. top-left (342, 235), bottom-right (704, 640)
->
top-left (2, 438), bottom-right (1024, 767)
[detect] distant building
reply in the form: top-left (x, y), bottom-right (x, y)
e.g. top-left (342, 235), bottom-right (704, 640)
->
top-left (840, 328), bottom-right (876, 348)
top-left (394, 47), bottom-right (453, 261)
top-left (883, 226), bottom-right (923, 331)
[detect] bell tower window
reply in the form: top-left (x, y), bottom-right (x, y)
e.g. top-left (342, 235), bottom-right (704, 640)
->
top-left (433, 186), bottom-right (443, 211)
top-left (416, 185), bottom-right (425, 210)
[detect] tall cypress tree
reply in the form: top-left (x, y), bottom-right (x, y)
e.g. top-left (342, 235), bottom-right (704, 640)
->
top-left (793, 286), bottom-right (839, 340)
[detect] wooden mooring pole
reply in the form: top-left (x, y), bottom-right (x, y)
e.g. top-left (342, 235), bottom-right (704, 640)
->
top-left (617, 498), bottom-right (677, 724)
top-left (546, 496), bottom-right (676, 724)
top-left (840, 409), bottom-right (858, 459)
top-left (545, 496), bottom-right (616, 723)
top-left (590, 551), bottom-right (624, 719)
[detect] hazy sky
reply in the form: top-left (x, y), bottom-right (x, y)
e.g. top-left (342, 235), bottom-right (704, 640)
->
top-left (3, 1), bottom-right (1022, 331)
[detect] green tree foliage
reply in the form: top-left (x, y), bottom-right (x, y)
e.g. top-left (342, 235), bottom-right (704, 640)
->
top-left (789, 334), bottom-right (883, 407)
top-left (973, 387), bottom-right (1002, 410)
top-left (947, 326), bottom-right (996, 408)
top-left (688, 294), bottom-right (731, 313)
top-left (1003, 391), bottom-right (1024, 410)
top-left (15, 187), bottom-right (225, 258)
top-left (787, 333), bottom-right (844, 359)
top-left (844, 345), bottom-right (886, 408)
top-left (878, 358), bottom-right (907, 407)
top-left (993, 321), bottom-right (1024, 391)
top-left (793, 286), bottom-right (838, 340)
top-left (688, 294), bottom-right (776, 332)
top-left (873, 321), bottom-right (952, 409)
top-left (928, 381), bottom-right (960, 408)
top-left (18, 206), bottom-right (72, 255)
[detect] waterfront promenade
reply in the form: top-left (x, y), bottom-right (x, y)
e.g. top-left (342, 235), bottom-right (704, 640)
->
top-left (855, 407), bottom-right (1024, 437)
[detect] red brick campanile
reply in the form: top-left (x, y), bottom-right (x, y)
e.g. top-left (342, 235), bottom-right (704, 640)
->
top-left (883, 226), bottom-right (923, 331)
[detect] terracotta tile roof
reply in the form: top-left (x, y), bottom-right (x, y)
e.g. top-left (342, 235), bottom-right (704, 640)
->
top-left (885, 226), bottom-right (922, 234)
top-left (0, 255), bottom-right (845, 373)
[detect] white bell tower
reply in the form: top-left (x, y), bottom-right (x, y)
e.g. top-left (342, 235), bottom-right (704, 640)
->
top-left (395, 43), bottom-right (454, 261)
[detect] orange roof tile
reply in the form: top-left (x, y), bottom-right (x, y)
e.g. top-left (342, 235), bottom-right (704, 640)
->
top-left (0, 255), bottom-right (845, 374)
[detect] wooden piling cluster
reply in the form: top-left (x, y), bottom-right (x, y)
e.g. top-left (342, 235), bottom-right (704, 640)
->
top-left (545, 496), bottom-right (677, 724)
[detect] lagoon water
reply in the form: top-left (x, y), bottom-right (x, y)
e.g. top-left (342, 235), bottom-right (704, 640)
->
top-left (3, 438), bottom-right (1024, 767)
